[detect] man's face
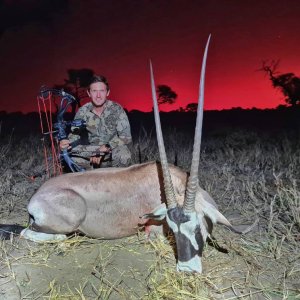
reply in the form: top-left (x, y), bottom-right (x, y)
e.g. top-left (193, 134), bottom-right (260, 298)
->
top-left (87, 82), bottom-right (110, 107)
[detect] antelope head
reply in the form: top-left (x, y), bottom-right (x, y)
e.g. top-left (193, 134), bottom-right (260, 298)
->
top-left (143, 35), bottom-right (211, 273)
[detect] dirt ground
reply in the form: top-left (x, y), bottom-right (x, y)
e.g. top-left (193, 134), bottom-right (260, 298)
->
top-left (1, 235), bottom-right (157, 299)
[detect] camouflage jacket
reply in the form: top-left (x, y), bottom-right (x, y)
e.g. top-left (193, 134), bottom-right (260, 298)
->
top-left (68, 100), bottom-right (132, 152)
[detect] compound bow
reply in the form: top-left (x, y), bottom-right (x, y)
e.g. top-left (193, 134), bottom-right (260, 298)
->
top-left (39, 87), bottom-right (86, 172)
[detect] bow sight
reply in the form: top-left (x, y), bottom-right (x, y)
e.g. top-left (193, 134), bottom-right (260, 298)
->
top-left (53, 118), bottom-right (86, 140)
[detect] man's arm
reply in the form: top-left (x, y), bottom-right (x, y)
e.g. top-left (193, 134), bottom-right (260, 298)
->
top-left (108, 108), bottom-right (132, 149)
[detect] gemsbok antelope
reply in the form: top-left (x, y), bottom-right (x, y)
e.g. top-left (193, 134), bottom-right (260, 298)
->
top-left (0, 36), bottom-right (255, 273)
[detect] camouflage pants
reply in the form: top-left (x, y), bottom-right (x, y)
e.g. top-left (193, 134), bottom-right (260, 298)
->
top-left (70, 144), bottom-right (132, 170)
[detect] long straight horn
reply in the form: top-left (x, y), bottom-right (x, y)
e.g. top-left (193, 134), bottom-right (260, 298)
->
top-left (183, 35), bottom-right (211, 212)
top-left (150, 60), bottom-right (177, 209)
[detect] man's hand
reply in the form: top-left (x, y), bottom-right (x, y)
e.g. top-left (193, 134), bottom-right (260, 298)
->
top-left (99, 144), bottom-right (112, 153)
top-left (90, 155), bottom-right (102, 165)
top-left (59, 139), bottom-right (71, 150)
top-left (89, 145), bottom-right (111, 166)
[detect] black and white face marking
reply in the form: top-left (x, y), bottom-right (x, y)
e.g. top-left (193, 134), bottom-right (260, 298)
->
top-left (166, 207), bottom-right (204, 272)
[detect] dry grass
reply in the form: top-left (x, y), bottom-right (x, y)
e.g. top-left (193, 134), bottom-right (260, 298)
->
top-left (0, 128), bottom-right (299, 299)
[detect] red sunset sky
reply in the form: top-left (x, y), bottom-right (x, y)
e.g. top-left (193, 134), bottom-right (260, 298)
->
top-left (0, 0), bottom-right (300, 113)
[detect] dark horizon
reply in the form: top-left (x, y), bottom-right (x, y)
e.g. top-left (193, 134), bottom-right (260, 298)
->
top-left (0, 103), bottom-right (297, 115)
top-left (1, 104), bottom-right (299, 137)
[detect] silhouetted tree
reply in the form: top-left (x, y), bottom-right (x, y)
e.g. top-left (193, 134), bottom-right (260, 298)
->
top-left (156, 85), bottom-right (177, 105)
top-left (54, 68), bottom-right (95, 115)
top-left (261, 61), bottom-right (300, 106)
top-left (176, 107), bottom-right (185, 112)
top-left (185, 102), bottom-right (198, 112)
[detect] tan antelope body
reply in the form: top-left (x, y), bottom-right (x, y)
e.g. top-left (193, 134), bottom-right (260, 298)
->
top-left (27, 161), bottom-right (229, 239)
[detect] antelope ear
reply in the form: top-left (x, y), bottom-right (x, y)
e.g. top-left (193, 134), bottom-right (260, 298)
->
top-left (196, 187), bottom-right (231, 226)
top-left (141, 203), bottom-right (167, 221)
top-left (211, 208), bottom-right (232, 227)
top-left (201, 201), bottom-right (259, 234)
top-left (201, 202), bottom-right (232, 227)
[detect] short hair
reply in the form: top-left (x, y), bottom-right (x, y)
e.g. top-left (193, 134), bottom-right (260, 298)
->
top-left (89, 75), bottom-right (110, 91)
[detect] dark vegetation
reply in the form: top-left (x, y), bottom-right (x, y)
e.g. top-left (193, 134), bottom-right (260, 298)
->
top-left (1, 106), bottom-right (299, 137)
top-left (156, 84), bottom-right (178, 105)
